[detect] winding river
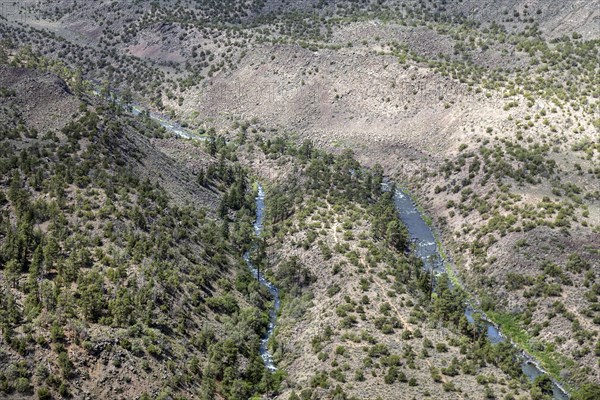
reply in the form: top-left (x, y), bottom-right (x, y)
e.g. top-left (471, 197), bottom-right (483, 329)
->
top-left (94, 85), bottom-right (280, 370)
top-left (103, 88), bottom-right (568, 394)
top-left (390, 186), bottom-right (569, 400)
top-left (243, 185), bottom-right (280, 371)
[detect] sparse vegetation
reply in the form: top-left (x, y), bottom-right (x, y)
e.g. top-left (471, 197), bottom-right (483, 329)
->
top-left (0, 0), bottom-right (598, 398)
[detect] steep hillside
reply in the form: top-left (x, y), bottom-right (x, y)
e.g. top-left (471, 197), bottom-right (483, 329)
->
top-left (235, 136), bottom-right (533, 400)
top-left (0, 0), bottom-right (598, 398)
top-left (0, 66), bottom-right (276, 399)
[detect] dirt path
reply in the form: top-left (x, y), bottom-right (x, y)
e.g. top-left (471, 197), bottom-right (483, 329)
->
top-left (326, 201), bottom-right (340, 244)
top-left (372, 278), bottom-right (411, 330)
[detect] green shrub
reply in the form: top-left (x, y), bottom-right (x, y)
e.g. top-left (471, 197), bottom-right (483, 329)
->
top-left (15, 377), bottom-right (31, 394)
top-left (37, 387), bottom-right (52, 400)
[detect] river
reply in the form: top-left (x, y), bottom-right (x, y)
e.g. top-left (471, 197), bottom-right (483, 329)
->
top-left (103, 88), bottom-right (569, 394)
top-left (243, 185), bottom-right (280, 371)
top-left (390, 186), bottom-right (569, 400)
top-left (92, 85), bottom-right (279, 370)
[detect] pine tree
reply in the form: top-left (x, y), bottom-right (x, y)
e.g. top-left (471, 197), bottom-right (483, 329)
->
top-left (5, 259), bottom-right (20, 289)
top-left (43, 236), bottom-right (60, 271)
top-left (207, 137), bottom-right (217, 157)
top-left (0, 285), bottom-right (20, 327)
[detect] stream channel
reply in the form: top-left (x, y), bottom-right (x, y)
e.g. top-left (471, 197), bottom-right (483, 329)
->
top-left (389, 185), bottom-right (569, 400)
top-left (99, 88), bottom-right (569, 397)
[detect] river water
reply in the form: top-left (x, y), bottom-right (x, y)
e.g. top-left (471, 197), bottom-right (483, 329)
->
top-left (130, 105), bottom-right (199, 139)
top-left (97, 86), bottom-right (280, 370)
top-left (243, 185), bottom-right (280, 371)
top-left (91, 84), bottom-right (201, 139)
top-left (390, 186), bottom-right (569, 400)
top-left (104, 88), bottom-right (568, 393)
